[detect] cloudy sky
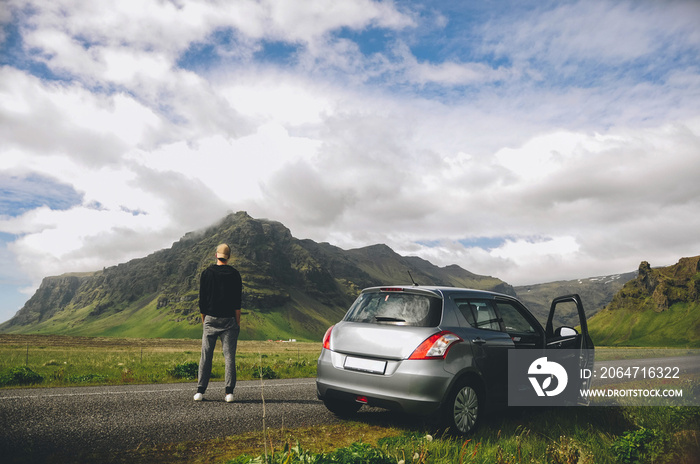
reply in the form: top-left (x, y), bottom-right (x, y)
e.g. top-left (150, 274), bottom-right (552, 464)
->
top-left (1, 0), bottom-right (699, 323)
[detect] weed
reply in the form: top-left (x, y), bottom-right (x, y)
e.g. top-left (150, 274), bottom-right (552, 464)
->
top-left (229, 441), bottom-right (395, 464)
top-left (459, 438), bottom-right (480, 463)
top-left (121, 367), bottom-right (135, 383)
top-left (545, 436), bottom-right (583, 464)
top-left (0, 366), bottom-right (44, 386)
top-left (65, 373), bottom-right (108, 383)
top-left (331, 442), bottom-right (395, 464)
top-left (168, 361), bottom-right (199, 379)
top-left (251, 365), bottom-right (278, 379)
top-left (611, 427), bottom-right (667, 464)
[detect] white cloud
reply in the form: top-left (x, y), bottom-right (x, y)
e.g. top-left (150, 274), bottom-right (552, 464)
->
top-left (493, 131), bottom-right (615, 182)
top-left (484, 0), bottom-right (700, 65)
top-left (218, 74), bottom-right (335, 126)
top-left (100, 48), bottom-right (172, 84)
top-left (128, 122), bottom-right (322, 202)
top-left (491, 236), bottom-right (580, 265)
top-left (1, 0), bottom-right (700, 323)
top-left (259, 0), bottom-right (414, 44)
top-left (0, 68), bottom-right (165, 163)
top-left (4, 206), bottom-right (162, 278)
top-left (16, 0), bottom-right (413, 70)
top-left (410, 60), bottom-right (511, 85)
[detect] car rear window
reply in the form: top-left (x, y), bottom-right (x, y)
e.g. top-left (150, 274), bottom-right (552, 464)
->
top-left (344, 291), bottom-right (442, 327)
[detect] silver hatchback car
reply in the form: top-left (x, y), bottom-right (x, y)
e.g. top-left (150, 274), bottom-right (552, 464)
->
top-left (316, 286), bottom-right (593, 434)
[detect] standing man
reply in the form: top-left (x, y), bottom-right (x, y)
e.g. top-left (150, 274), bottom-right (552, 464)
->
top-left (194, 243), bottom-right (242, 403)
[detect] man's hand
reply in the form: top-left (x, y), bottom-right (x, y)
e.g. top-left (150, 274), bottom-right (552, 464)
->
top-left (201, 314), bottom-right (205, 324)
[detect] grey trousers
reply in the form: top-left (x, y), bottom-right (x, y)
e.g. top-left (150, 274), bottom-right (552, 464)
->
top-left (197, 315), bottom-right (240, 394)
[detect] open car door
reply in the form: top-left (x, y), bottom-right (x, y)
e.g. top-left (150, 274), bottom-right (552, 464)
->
top-left (545, 294), bottom-right (594, 404)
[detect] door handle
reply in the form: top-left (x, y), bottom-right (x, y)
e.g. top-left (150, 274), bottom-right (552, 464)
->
top-left (471, 337), bottom-right (486, 345)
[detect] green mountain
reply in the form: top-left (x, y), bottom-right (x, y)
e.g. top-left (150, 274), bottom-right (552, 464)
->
top-left (514, 271), bottom-right (637, 327)
top-left (0, 212), bottom-right (515, 341)
top-left (587, 257), bottom-right (700, 347)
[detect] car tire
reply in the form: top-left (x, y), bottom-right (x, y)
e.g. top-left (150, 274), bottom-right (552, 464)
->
top-left (444, 380), bottom-right (482, 435)
top-left (323, 398), bottom-right (362, 417)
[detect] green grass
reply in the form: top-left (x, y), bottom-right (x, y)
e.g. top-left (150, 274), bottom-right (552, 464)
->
top-left (588, 302), bottom-right (700, 347)
top-left (220, 406), bottom-right (699, 464)
top-left (0, 335), bottom-right (321, 388)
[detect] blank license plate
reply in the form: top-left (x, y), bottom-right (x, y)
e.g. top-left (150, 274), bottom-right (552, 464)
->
top-left (344, 356), bottom-right (387, 374)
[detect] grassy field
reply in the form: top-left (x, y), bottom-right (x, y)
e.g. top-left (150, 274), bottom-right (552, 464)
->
top-left (588, 302), bottom-right (700, 348)
top-left (0, 334), bottom-right (320, 387)
top-left (2, 335), bottom-right (699, 463)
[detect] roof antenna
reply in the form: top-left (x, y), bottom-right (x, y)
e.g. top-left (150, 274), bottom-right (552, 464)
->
top-left (407, 270), bottom-right (418, 286)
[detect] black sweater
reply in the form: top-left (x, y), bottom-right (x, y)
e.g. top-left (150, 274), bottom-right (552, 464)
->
top-left (198, 264), bottom-right (242, 318)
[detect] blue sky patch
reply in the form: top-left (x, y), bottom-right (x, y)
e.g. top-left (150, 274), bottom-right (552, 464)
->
top-left (0, 14), bottom-right (72, 83)
top-left (335, 27), bottom-right (392, 57)
top-left (458, 237), bottom-right (510, 250)
top-left (0, 173), bottom-right (83, 217)
top-left (418, 236), bottom-right (510, 251)
top-left (177, 27), bottom-right (257, 72)
top-left (255, 40), bottom-right (301, 65)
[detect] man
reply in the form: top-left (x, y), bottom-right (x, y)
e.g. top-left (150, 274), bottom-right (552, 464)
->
top-left (194, 243), bottom-right (242, 403)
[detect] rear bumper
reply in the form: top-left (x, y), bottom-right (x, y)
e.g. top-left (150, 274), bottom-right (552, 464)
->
top-left (316, 348), bottom-right (453, 415)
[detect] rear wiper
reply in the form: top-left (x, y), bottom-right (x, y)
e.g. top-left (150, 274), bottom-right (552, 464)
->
top-left (374, 316), bottom-right (406, 322)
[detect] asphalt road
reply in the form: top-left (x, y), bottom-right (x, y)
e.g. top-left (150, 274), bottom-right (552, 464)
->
top-left (0, 378), bottom-right (341, 461)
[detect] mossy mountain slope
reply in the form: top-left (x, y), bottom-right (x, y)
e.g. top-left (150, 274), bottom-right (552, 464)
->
top-left (587, 256), bottom-right (700, 347)
top-left (0, 212), bottom-right (515, 341)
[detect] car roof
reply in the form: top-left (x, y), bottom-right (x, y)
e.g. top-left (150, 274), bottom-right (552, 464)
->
top-left (361, 285), bottom-right (516, 300)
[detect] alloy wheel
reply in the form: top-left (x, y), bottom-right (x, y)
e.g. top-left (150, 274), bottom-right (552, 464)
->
top-left (453, 385), bottom-right (479, 433)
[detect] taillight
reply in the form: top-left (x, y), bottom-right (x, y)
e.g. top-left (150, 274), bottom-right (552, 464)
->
top-left (322, 325), bottom-right (334, 350)
top-left (408, 331), bottom-right (462, 360)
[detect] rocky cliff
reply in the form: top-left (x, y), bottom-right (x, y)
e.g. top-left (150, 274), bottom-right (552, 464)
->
top-left (587, 256), bottom-right (700, 347)
top-left (607, 257), bottom-right (700, 313)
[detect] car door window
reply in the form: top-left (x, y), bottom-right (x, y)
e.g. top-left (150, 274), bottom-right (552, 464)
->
top-left (546, 295), bottom-right (592, 350)
top-left (455, 299), bottom-right (501, 331)
top-left (494, 300), bottom-right (544, 348)
top-left (496, 301), bottom-right (536, 334)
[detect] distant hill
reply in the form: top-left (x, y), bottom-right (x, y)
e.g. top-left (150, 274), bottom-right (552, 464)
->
top-left (514, 271), bottom-right (637, 327)
top-left (0, 212), bottom-right (514, 341)
top-left (587, 257), bottom-right (700, 347)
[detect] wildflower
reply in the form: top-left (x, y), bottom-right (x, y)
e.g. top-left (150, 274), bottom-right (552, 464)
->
top-left (425, 434), bottom-right (433, 442)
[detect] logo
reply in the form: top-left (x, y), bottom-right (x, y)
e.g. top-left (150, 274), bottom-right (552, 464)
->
top-left (528, 357), bottom-right (568, 397)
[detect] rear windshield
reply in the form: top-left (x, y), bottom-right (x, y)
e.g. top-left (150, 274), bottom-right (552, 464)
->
top-left (344, 291), bottom-right (442, 327)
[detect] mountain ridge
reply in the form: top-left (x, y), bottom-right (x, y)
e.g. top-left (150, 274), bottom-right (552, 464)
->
top-left (514, 271), bottom-right (638, 327)
top-left (0, 212), bottom-right (515, 340)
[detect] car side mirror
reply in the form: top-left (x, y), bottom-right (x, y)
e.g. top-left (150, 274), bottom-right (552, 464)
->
top-left (557, 326), bottom-right (578, 337)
